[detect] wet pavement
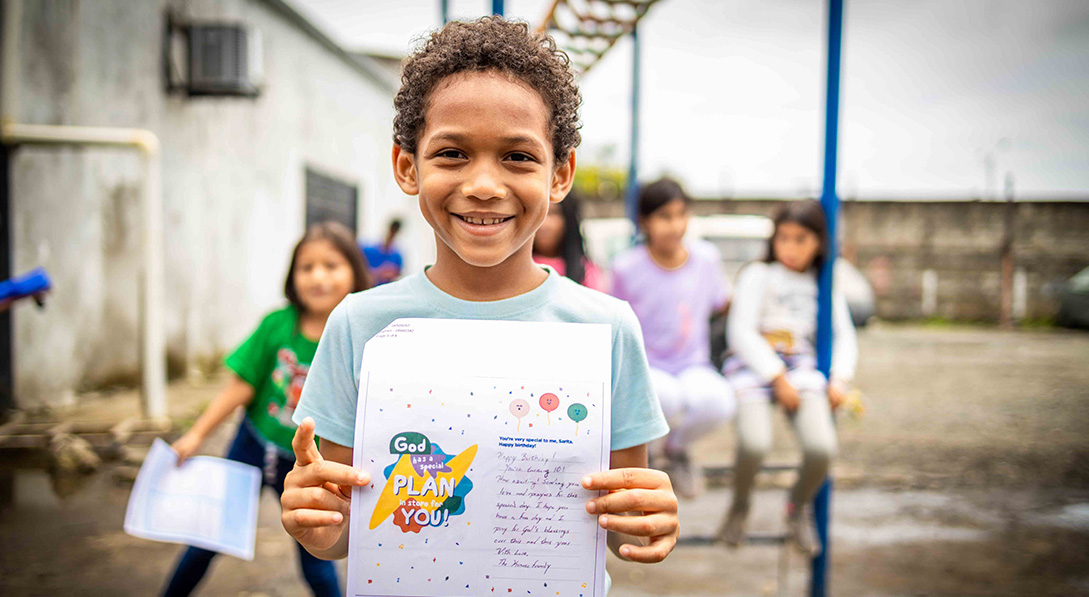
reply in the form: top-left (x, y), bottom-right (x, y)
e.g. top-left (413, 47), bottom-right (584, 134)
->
top-left (2, 324), bottom-right (1088, 596)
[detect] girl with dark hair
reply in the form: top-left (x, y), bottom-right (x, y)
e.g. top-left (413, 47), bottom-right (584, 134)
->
top-left (532, 190), bottom-right (608, 291)
top-left (718, 199), bottom-right (856, 556)
top-left (610, 177), bottom-right (737, 498)
top-left (162, 222), bottom-right (370, 597)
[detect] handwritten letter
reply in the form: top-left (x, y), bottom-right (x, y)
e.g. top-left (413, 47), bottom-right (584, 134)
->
top-left (346, 319), bottom-right (611, 597)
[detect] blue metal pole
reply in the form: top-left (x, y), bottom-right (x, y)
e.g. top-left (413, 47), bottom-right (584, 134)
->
top-left (492, 0), bottom-right (504, 16)
top-left (441, 0), bottom-right (449, 24)
top-left (625, 25), bottom-right (641, 226)
top-left (812, 0), bottom-right (843, 596)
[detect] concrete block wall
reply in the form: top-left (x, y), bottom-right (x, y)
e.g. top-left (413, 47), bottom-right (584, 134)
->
top-left (583, 197), bottom-right (1089, 322)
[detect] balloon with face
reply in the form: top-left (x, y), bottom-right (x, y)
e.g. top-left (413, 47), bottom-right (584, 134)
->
top-left (509, 399), bottom-right (530, 431)
top-left (567, 403), bottom-right (588, 435)
top-left (539, 393), bottom-right (559, 425)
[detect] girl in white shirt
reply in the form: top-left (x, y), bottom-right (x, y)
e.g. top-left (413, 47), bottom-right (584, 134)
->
top-left (717, 200), bottom-right (857, 556)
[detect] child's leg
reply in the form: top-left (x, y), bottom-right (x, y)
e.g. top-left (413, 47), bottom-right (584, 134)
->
top-left (162, 424), bottom-right (265, 596)
top-left (648, 366), bottom-right (684, 432)
top-left (296, 541), bottom-right (344, 597)
top-left (722, 360), bottom-right (774, 512)
top-left (161, 547), bottom-right (218, 597)
top-left (730, 393), bottom-right (774, 513)
top-left (671, 365), bottom-right (736, 451)
top-left (785, 368), bottom-right (837, 508)
top-left (275, 449), bottom-right (343, 597)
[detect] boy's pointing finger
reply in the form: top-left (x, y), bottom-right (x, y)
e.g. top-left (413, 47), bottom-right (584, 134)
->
top-left (292, 418), bottom-right (323, 466)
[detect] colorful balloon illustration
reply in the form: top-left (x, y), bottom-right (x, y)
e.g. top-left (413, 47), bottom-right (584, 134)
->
top-left (539, 393), bottom-right (559, 425)
top-left (567, 403), bottom-right (588, 436)
top-left (509, 399), bottom-right (530, 431)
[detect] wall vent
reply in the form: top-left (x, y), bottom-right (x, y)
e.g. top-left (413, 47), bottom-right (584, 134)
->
top-left (164, 14), bottom-right (263, 97)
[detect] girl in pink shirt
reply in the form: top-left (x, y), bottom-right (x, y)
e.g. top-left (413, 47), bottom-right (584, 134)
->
top-left (533, 190), bottom-right (608, 292)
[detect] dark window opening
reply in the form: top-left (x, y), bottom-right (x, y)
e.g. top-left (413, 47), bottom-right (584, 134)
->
top-left (305, 168), bottom-right (358, 235)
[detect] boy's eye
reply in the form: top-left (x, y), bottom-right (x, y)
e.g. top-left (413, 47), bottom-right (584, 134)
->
top-left (506, 152), bottom-right (535, 163)
top-left (435, 149), bottom-right (466, 160)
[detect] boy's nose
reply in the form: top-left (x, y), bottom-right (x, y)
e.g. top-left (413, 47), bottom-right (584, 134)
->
top-left (461, 164), bottom-right (506, 201)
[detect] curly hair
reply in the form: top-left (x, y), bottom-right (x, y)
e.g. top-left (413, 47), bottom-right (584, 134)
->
top-left (393, 16), bottom-right (582, 164)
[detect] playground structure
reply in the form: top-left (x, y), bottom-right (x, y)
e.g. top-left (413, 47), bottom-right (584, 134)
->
top-left (536, 0), bottom-right (660, 75)
top-left (532, 1), bottom-right (847, 595)
top-left (447, 1), bottom-right (852, 593)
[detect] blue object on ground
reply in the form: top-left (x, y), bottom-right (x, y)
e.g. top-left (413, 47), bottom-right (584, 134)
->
top-left (0, 267), bottom-right (52, 301)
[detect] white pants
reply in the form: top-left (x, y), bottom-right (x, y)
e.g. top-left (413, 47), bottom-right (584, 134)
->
top-left (649, 365), bottom-right (737, 453)
top-left (723, 355), bottom-right (837, 510)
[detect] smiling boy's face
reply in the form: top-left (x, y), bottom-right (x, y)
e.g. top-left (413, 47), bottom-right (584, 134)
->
top-left (393, 71), bottom-right (575, 273)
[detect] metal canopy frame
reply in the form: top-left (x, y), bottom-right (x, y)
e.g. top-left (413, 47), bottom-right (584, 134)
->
top-left (537, 0), bottom-right (660, 223)
top-left (537, 0), bottom-right (660, 76)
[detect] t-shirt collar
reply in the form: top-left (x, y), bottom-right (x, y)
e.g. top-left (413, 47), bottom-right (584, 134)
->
top-left (411, 265), bottom-right (559, 319)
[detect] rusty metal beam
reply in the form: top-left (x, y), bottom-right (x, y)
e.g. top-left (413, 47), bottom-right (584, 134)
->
top-left (537, 0), bottom-right (660, 75)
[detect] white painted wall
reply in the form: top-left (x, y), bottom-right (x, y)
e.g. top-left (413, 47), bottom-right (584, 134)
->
top-left (9, 0), bottom-right (419, 408)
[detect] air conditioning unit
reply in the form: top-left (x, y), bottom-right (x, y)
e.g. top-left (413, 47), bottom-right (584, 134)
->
top-left (164, 15), bottom-right (263, 97)
top-left (187, 25), bottom-right (262, 96)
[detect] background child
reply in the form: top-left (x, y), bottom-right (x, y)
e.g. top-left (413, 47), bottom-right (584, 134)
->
top-left (610, 178), bottom-right (736, 498)
top-left (360, 218), bottom-right (404, 285)
top-left (279, 17), bottom-right (680, 589)
top-left (718, 199), bottom-right (857, 556)
top-left (162, 222), bottom-right (370, 597)
top-left (532, 189), bottom-right (608, 291)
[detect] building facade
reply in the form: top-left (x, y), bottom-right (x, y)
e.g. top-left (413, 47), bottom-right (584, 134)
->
top-left (3, 0), bottom-right (420, 409)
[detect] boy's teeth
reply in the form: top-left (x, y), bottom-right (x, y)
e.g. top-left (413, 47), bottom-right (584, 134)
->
top-left (463, 216), bottom-right (504, 225)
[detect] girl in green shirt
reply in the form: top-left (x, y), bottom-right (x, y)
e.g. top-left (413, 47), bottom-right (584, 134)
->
top-left (162, 222), bottom-right (371, 597)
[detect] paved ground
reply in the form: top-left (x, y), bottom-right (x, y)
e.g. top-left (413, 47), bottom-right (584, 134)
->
top-left (2, 324), bottom-right (1088, 596)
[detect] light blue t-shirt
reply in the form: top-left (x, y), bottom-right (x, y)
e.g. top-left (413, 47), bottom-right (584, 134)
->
top-left (293, 267), bottom-right (668, 452)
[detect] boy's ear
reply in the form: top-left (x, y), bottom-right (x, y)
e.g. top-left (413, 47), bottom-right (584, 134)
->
top-left (392, 144), bottom-right (419, 195)
top-left (549, 150), bottom-right (576, 203)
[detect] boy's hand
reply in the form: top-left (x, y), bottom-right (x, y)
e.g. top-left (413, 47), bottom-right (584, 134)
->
top-left (171, 431), bottom-right (203, 465)
top-left (772, 374), bottom-right (801, 412)
top-left (281, 418), bottom-right (368, 553)
top-left (583, 468), bottom-right (679, 563)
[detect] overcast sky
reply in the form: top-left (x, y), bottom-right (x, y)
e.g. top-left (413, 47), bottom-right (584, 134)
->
top-left (289, 0), bottom-right (1089, 199)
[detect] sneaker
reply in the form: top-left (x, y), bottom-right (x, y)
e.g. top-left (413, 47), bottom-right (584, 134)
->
top-left (716, 505), bottom-right (749, 548)
top-left (663, 449), bottom-right (704, 499)
top-left (785, 503), bottom-right (822, 557)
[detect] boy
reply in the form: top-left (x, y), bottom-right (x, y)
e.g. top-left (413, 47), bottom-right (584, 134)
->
top-left (281, 17), bottom-right (680, 588)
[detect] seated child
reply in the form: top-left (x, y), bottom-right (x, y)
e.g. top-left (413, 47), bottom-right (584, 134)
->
top-left (611, 178), bottom-right (737, 498)
top-left (718, 199), bottom-right (857, 556)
